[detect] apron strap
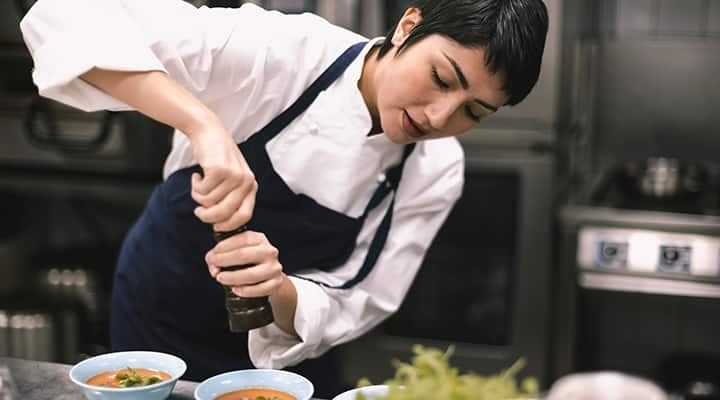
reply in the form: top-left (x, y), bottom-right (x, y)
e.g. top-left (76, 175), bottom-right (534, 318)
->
top-left (297, 143), bottom-right (416, 289)
top-left (245, 41), bottom-right (368, 148)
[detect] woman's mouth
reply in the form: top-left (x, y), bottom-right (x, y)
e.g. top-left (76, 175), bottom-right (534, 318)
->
top-left (401, 110), bottom-right (428, 138)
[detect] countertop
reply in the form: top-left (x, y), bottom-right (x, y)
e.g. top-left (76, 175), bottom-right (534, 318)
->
top-left (0, 357), bottom-right (325, 400)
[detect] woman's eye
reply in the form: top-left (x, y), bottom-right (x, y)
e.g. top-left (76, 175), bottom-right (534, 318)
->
top-left (432, 67), bottom-right (450, 89)
top-left (465, 105), bottom-right (481, 122)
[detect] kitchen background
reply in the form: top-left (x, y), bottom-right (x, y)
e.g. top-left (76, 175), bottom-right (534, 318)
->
top-left (0, 0), bottom-right (719, 399)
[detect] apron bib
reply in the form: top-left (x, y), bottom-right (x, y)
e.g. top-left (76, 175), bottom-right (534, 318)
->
top-left (111, 41), bottom-right (415, 387)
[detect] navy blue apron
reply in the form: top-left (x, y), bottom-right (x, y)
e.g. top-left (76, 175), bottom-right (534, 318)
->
top-left (110, 42), bottom-right (415, 390)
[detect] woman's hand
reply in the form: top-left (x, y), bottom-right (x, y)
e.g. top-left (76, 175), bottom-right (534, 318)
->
top-left (206, 230), bottom-right (299, 336)
top-left (188, 119), bottom-right (257, 232)
top-left (79, 68), bottom-right (254, 232)
top-left (205, 230), bottom-right (284, 298)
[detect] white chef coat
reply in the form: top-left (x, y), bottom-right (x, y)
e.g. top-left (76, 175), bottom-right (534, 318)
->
top-left (20, 0), bottom-right (465, 369)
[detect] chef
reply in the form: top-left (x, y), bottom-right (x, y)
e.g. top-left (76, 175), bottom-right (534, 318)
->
top-left (20, 0), bottom-right (548, 395)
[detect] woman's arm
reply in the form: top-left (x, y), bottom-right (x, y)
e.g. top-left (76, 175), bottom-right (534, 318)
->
top-left (80, 68), bottom-right (257, 232)
top-left (80, 68), bottom-right (216, 141)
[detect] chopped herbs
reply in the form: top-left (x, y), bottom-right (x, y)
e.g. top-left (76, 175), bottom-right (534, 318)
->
top-left (114, 367), bottom-right (165, 388)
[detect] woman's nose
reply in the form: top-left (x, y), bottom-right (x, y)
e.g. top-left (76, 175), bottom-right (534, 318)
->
top-left (425, 96), bottom-right (458, 131)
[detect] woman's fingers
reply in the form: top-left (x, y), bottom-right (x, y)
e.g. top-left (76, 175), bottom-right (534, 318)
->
top-left (190, 170), bottom-right (224, 196)
top-left (189, 127), bottom-right (257, 229)
top-left (216, 262), bottom-right (282, 287)
top-left (191, 177), bottom-right (232, 208)
top-left (212, 184), bottom-right (257, 232)
top-left (194, 186), bottom-right (246, 224)
top-left (230, 275), bottom-right (284, 298)
top-left (191, 165), bottom-right (257, 228)
top-left (207, 232), bottom-right (275, 266)
top-left (205, 231), bottom-right (283, 298)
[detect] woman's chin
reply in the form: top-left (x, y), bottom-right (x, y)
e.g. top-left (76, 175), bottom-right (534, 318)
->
top-left (384, 128), bottom-right (413, 145)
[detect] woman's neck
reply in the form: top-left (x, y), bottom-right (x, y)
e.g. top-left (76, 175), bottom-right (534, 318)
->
top-left (358, 44), bottom-right (383, 136)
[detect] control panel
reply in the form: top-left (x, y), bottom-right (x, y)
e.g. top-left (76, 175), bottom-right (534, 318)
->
top-left (578, 227), bottom-right (720, 278)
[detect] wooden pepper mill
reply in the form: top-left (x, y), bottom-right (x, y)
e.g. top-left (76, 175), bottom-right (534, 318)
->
top-left (213, 226), bottom-right (274, 332)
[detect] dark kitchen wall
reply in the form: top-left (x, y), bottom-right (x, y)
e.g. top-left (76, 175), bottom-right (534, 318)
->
top-left (589, 0), bottom-right (720, 169)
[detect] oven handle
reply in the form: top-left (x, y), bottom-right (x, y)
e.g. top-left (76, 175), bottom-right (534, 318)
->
top-left (23, 97), bottom-right (116, 154)
top-left (579, 271), bottom-right (720, 299)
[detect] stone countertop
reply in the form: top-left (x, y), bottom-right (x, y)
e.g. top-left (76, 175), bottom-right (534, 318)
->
top-left (0, 356), bottom-right (195, 400)
top-left (0, 357), bottom-right (325, 400)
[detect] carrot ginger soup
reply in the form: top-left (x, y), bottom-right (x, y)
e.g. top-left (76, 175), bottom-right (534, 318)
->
top-left (86, 366), bottom-right (171, 388)
top-left (215, 388), bottom-right (297, 400)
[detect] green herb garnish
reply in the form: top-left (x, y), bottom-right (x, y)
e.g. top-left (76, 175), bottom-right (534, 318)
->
top-left (114, 367), bottom-right (164, 388)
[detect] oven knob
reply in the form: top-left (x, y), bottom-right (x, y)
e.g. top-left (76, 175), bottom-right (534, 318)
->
top-left (658, 245), bottom-right (690, 273)
top-left (596, 241), bottom-right (628, 268)
top-left (663, 248), bottom-right (679, 263)
top-left (603, 246), bottom-right (618, 258)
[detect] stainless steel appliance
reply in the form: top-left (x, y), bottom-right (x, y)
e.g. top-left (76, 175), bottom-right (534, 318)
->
top-left (553, 162), bottom-right (720, 399)
top-left (0, 266), bottom-right (104, 364)
top-left (550, 0), bottom-right (720, 396)
top-left (0, 0), bottom-right (169, 364)
top-left (338, 126), bottom-right (555, 388)
top-left (0, 1), bottom-right (172, 179)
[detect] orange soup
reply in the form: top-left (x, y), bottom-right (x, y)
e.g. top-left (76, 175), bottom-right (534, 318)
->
top-left (86, 367), bottom-right (171, 388)
top-left (215, 388), bottom-right (297, 400)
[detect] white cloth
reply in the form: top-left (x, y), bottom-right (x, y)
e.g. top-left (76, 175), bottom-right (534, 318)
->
top-left (21, 0), bottom-right (465, 369)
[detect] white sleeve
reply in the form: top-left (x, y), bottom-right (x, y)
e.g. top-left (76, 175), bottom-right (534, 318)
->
top-left (19, 0), bottom-right (242, 112)
top-left (248, 141), bottom-right (465, 368)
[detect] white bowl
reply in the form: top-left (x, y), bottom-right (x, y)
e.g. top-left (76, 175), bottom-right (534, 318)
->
top-left (332, 385), bottom-right (389, 400)
top-left (69, 351), bottom-right (186, 400)
top-left (547, 371), bottom-right (668, 400)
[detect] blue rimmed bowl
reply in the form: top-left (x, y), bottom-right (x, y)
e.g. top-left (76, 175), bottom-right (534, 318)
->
top-left (194, 369), bottom-right (314, 400)
top-left (69, 351), bottom-right (187, 400)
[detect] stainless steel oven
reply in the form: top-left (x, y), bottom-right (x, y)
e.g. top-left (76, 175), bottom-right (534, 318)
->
top-left (338, 126), bottom-right (556, 388)
top-left (0, 0), bottom-right (171, 365)
top-left (554, 162), bottom-right (720, 399)
top-left (0, 97), bottom-right (172, 178)
top-left (0, 0), bottom-right (172, 179)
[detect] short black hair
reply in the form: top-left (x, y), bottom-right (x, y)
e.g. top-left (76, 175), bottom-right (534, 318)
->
top-left (377, 0), bottom-right (548, 106)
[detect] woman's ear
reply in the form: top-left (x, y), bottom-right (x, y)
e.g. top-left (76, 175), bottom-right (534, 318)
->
top-left (392, 7), bottom-right (422, 46)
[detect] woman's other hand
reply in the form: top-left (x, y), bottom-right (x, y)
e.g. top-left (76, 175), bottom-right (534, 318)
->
top-left (188, 116), bottom-right (258, 232)
top-left (206, 230), bottom-right (283, 299)
top-left (205, 230), bottom-right (298, 336)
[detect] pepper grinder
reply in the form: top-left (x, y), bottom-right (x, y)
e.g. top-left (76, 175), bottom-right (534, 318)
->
top-left (213, 226), bottom-right (274, 332)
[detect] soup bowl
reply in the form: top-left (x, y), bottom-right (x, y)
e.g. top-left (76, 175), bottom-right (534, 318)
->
top-left (194, 369), bottom-right (314, 400)
top-left (332, 385), bottom-right (389, 400)
top-left (69, 350), bottom-right (187, 400)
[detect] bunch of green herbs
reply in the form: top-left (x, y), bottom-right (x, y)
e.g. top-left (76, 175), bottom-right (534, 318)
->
top-left (356, 345), bottom-right (538, 400)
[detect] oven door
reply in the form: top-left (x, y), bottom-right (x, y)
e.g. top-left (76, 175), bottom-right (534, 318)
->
top-left (0, 4), bottom-right (172, 180)
top-left (338, 144), bottom-right (555, 388)
top-left (0, 96), bottom-right (172, 178)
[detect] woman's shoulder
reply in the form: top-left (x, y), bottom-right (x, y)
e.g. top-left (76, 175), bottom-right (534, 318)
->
top-left (234, 3), bottom-right (366, 57)
top-left (229, 3), bottom-right (368, 93)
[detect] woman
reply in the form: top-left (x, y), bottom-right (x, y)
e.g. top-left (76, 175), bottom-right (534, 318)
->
top-left (20, 0), bottom-right (548, 394)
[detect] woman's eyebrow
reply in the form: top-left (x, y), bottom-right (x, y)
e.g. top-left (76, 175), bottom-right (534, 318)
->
top-left (442, 52), bottom-right (499, 112)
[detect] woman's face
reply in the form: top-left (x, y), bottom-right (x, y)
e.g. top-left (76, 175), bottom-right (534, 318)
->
top-left (365, 8), bottom-right (509, 144)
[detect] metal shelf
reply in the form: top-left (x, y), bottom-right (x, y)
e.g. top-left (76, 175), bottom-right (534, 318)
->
top-left (0, 166), bottom-right (158, 205)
